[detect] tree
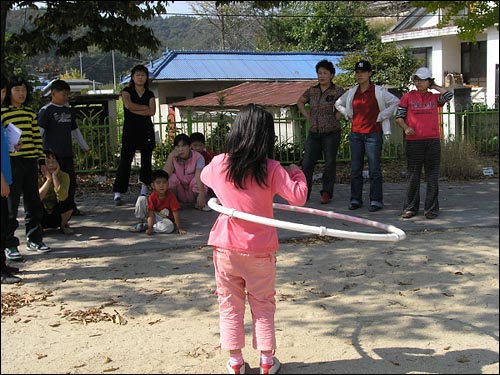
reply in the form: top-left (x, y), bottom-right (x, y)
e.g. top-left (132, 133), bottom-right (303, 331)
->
top-left (411, 1), bottom-right (499, 42)
top-left (1, 1), bottom-right (176, 71)
top-left (191, 1), bottom-right (266, 50)
top-left (256, 1), bottom-right (377, 52)
top-left (335, 41), bottom-right (420, 94)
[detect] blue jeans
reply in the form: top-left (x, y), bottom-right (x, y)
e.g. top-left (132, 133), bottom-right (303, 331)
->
top-left (302, 131), bottom-right (341, 200)
top-left (349, 131), bottom-right (383, 207)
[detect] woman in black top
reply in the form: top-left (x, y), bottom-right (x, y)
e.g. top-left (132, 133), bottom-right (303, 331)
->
top-left (113, 65), bottom-right (156, 205)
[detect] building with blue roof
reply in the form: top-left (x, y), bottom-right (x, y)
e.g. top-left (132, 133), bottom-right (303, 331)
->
top-left (122, 49), bottom-right (345, 107)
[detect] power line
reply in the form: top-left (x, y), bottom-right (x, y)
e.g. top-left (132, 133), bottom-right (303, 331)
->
top-left (162, 12), bottom-right (463, 19)
top-left (162, 11), bottom-right (441, 19)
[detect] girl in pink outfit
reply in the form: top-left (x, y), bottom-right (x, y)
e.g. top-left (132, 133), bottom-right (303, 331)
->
top-left (200, 104), bottom-right (308, 374)
top-left (164, 133), bottom-right (209, 210)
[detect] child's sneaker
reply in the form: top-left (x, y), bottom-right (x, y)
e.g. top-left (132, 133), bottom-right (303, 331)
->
top-left (129, 223), bottom-right (148, 232)
top-left (260, 357), bottom-right (280, 374)
top-left (226, 360), bottom-right (246, 374)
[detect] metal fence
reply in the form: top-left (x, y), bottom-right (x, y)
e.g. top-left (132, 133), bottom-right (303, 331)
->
top-left (74, 105), bottom-right (498, 173)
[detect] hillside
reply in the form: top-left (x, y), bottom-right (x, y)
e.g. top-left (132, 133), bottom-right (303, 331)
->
top-left (5, 1), bottom-right (411, 84)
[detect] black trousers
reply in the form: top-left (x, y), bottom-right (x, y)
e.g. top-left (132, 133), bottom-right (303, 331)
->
top-left (403, 139), bottom-right (441, 215)
top-left (113, 142), bottom-right (153, 194)
top-left (1, 196), bottom-right (9, 269)
top-left (6, 157), bottom-right (44, 247)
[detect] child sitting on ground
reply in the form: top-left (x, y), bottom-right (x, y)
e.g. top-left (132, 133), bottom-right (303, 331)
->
top-left (130, 170), bottom-right (186, 235)
top-left (190, 132), bottom-right (215, 198)
top-left (164, 133), bottom-right (210, 211)
top-left (38, 149), bottom-right (74, 235)
top-left (190, 132), bottom-right (215, 166)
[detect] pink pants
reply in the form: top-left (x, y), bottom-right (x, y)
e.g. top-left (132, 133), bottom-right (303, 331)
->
top-left (213, 247), bottom-right (277, 351)
top-left (168, 174), bottom-right (207, 204)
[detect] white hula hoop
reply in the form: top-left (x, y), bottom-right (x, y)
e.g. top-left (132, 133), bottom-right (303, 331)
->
top-left (208, 197), bottom-right (406, 242)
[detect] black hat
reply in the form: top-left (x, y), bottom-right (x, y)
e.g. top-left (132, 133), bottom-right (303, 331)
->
top-left (354, 60), bottom-right (372, 72)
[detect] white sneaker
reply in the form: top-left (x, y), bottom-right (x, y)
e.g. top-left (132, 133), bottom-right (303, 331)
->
top-left (226, 360), bottom-right (246, 374)
top-left (129, 223), bottom-right (148, 232)
top-left (260, 357), bottom-right (280, 374)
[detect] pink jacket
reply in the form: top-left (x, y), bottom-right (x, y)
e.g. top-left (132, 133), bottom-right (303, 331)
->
top-left (200, 154), bottom-right (307, 253)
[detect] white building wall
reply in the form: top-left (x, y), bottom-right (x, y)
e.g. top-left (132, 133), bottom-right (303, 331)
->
top-left (393, 38), bottom-right (445, 83)
top-left (486, 27), bottom-right (499, 107)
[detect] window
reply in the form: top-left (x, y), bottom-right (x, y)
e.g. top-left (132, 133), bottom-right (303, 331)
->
top-left (410, 47), bottom-right (432, 67)
top-left (461, 41), bottom-right (487, 86)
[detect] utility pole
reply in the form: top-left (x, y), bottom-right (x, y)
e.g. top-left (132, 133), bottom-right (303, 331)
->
top-left (112, 50), bottom-right (117, 91)
top-left (79, 52), bottom-right (83, 77)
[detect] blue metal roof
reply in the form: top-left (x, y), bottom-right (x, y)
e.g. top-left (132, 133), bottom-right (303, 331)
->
top-left (122, 50), bottom-right (346, 83)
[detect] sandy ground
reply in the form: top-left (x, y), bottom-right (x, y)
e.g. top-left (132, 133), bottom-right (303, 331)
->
top-left (1, 225), bottom-right (498, 374)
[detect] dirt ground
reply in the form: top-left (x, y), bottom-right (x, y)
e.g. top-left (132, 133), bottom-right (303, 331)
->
top-left (1, 226), bottom-right (498, 374)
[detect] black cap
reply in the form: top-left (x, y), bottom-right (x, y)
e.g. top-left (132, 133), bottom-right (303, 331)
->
top-left (354, 60), bottom-right (372, 72)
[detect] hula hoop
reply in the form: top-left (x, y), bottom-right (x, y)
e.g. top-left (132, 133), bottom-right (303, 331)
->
top-left (207, 197), bottom-right (406, 242)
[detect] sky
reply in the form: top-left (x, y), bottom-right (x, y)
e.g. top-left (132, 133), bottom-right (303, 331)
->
top-left (165, 1), bottom-right (197, 16)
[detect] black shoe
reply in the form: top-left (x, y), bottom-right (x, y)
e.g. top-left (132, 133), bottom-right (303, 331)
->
top-left (425, 212), bottom-right (438, 219)
top-left (348, 203), bottom-right (362, 210)
top-left (114, 197), bottom-right (123, 206)
top-left (1, 271), bottom-right (21, 284)
top-left (369, 205), bottom-right (382, 212)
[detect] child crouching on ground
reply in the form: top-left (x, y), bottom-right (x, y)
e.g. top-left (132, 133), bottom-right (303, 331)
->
top-left (130, 170), bottom-right (186, 235)
top-left (38, 149), bottom-right (74, 235)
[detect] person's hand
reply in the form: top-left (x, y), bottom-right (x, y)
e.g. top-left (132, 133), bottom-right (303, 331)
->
top-left (14, 141), bottom-right (22, 152)
top-left (1, 174), bottom-right (10, 197)
top-left (404, 127), bottom-right (415, 136)
top-left (145, 227), bottom-right (153, 235)
top-left (40, 164), bottom-right (48, 177)
top-left (286, 164), bottom-right (301, 173)
top-left (196, 194), bottom-right (206, 210)
top-left (42, 165), bottom-right (51, 180)
top-left (177, 228), bottom-right (186, 235)
top-left (170, 148), bottom-right (180, 158)
top-left (52, 163), bottom-right (60, 176)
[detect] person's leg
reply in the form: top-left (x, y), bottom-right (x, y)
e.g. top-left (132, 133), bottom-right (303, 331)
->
top-left (42, 209), bottom-right (62, 230)
top-left (152, 215), bottom-right (175, 233)
top-left (320, 131), bottom-right (341, 198)
top-left (5, 158), bottom-right (22, 250)
top-left (60, 210), bottom-right (73, 229)
top-left (1, 196), bottom-right (21, 283)
top-left (349, 132), bottom-right (365, 207)
top-left (56, 197), bottom-right (74, 229)
top-left (245, 253), bottom-right (277, 352)
top-left (139, 148), bottom-right (153, 187)
top-left (423, 139), bottom-right (441, 216)
top-left (167, 174), bottom-right (185, 203)
top-left (112, 142), bottom-right (137, 195)
top-left (134, 195), bottom-right (148, 220)
top-left (1, 197), bottom-right (10, 268)
top-left (59, 157), bottom-right (77, 211)
top-left (22, 159), bottom-right (44, 244)
top-left (213, 248), bottom-right (247, 353)
top-left (365, 132), bottom-right (383, 208)
top-left (403, 140), bottom-right (425, 215)
top-left (301, 133), bottom-right (322, 201)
